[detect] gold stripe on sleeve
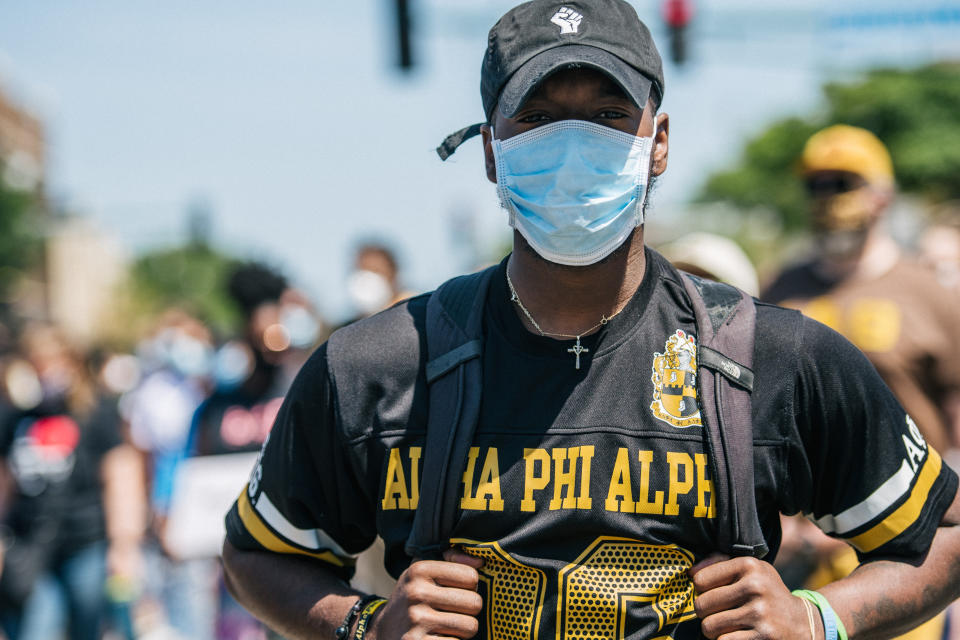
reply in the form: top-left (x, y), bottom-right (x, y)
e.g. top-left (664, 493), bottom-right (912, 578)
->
top-left (847, 449), bottom-right (943, 553)
top-left (237, 488), bottom-right (350, 567)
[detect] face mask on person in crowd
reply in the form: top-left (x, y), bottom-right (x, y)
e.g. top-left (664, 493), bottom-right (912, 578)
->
top-left (347, 269), bottom-right (394, 316)
top-left (811, 186), bottom-right (876, 259)
top-left (812, 187), bottom-right (875, 232)
top-left (492, 119), bottom-right (655, 266)
top-left (253, 303), bottom-right (321, 355)
top-left (4, 360), bottom-right (43, 410)
top-left (213, 340), bottom-right (254, 389)
top-left (279, 304), bottom-right (320, 349)
top-left (142, 329), bottom-right (213, 378)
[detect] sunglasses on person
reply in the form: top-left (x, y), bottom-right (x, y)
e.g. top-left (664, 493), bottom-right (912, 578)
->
top-left (805, 172), bottom-right (866, 196)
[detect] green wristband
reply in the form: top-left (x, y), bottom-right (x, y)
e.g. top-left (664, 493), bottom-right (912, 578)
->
top-left (792, 589), bottom-right (848, 640)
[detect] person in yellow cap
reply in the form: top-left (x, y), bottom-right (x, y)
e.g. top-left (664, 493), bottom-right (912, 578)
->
top-left (797, 125), bottom-right (896, 256)
top-left (765, 125), bottom-right (960, 640)
top-left (765, 124), bottom-right (960, 455)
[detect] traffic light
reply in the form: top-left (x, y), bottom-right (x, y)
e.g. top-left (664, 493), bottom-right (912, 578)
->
top-left (395, 0), bottom-right (414, 71)
top-left (662, 0), bottom-right (694, 65)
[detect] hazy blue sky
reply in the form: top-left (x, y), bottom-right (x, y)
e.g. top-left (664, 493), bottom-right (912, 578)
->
top-left (2, 0), bottom-right (959, 320)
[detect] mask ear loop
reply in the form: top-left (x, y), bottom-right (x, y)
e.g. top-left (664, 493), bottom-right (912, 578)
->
top-left (489, 125), bottom-right (517, 228)
top-left (637, 111), bottom-right (658, 226)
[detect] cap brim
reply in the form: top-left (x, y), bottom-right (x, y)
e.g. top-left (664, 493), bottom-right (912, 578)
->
top-left (497, 44), bottom-right (654, 118)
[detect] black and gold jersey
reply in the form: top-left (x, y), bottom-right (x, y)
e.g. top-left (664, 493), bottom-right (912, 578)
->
top-left (225, 249), bottom-right (957, 640)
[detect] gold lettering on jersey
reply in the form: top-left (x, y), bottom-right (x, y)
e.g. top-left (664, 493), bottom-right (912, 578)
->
top-left (650, 330), bottom-right (702, 428)
top-left (605, 448), bottom-right (636, 513)
top-left (636, 450), bottom-right (665, 515)
top-left (604, 448), bottom-right (713, 519)
top-left (381, 447), bottom-right (411, 510)
top-left (549, 447), bottom-right (593, 510)
top-left (461, 447), bottom-right (504, 511)
top-left (517, 447), bottom-right (595, 512)
top-left (665, 452), bottom-right (694, 516)
top-left (408, 446), bottom-right (421, 509)
top-left (578, 446), bottom-right (595, 509)
top-left (460, 447), bottom-right (481, 508)
top-left (522, 448), bottom-right (551, 512)
top-left (693, 453), bottom-right (715, 518)
top-left (550, 448), bottom-right (577, 510)
top-left (377, 445), bottom-right (716, 516)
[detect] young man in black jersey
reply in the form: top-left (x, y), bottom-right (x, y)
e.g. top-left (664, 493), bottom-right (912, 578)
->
top-left (220, 1), bottom-right (960, 639)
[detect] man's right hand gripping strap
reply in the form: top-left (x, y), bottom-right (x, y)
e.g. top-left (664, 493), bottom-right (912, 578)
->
top-left (681, 274), bottom-right (767, 559)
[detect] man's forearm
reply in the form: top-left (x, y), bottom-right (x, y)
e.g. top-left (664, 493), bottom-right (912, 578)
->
top-left (820, 525), bottom-right (960, 639)
top-left (221, 538), bottom-right (363, 640)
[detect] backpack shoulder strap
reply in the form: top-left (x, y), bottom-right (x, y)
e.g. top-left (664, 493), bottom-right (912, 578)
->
top-left (680, 273), bottom-right (768, 559)
top-left (405, 266), bottom-right (497, 559)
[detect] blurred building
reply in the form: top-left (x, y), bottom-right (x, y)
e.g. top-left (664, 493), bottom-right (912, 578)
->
top-left (46, 218), bottom-right (127, 345)
top-left (0, 83), bottom-right (45, 193)
top-left (0, 83), bottom-right (128, 344)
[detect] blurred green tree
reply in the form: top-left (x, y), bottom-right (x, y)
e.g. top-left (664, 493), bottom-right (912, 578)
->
top-left (0, 174), bottom-right (43, 301)
top-left (699, 62), bottom-right (960, 232)
top-left (113, 243), bottom-right (242, 341)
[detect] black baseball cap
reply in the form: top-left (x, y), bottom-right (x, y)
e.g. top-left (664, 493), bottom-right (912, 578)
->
top-left (437, 0), bottom-right (665, 160)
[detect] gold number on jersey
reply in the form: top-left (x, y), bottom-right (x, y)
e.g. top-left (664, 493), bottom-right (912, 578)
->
top-left (558, 538), bottom-right (696, 639)
top-left (453, 537), bottom-right (695, 640)
top-left (454, 540), bottom-right (546, 640)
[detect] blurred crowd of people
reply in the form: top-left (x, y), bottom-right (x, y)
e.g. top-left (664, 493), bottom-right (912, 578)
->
top-left (0, 124), bottom-right (959, 640)
top-left (0, 243), bottom-right (407, 640)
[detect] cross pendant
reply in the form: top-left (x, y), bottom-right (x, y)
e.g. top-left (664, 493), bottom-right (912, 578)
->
top-left (567, 336), bottom-right (589, 370)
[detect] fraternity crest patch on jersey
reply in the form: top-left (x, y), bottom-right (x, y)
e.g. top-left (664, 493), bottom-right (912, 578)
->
top-left (650, 330), bottom-right (702, 428)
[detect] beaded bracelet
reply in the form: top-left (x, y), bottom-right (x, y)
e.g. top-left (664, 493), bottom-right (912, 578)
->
top-left (353, 597), bottom-right (388, 640)
top-left (335, 594), bottom-right (382, 640)
top-left (792, 589), bottom-right (849, 640)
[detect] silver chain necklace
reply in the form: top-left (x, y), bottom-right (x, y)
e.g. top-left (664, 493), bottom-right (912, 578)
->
top-left (505, 264), bottom-right (623, 370)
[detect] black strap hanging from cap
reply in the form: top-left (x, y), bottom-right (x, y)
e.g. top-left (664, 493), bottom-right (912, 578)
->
top-left (436, 123), bottom-right (485, 161)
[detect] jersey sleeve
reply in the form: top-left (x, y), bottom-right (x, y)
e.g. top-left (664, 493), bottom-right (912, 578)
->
top-left (224, 343), bottom-right (376, 580)
top-left (789, 316), bottom-right (958, 561)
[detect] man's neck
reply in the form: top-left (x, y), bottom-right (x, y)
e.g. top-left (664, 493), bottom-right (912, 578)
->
top-left (507, 229), bottom-right (648, 337)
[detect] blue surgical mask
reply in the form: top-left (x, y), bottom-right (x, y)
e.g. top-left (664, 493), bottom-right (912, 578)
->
top-left (492, 120), bottom-right (654, 266)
